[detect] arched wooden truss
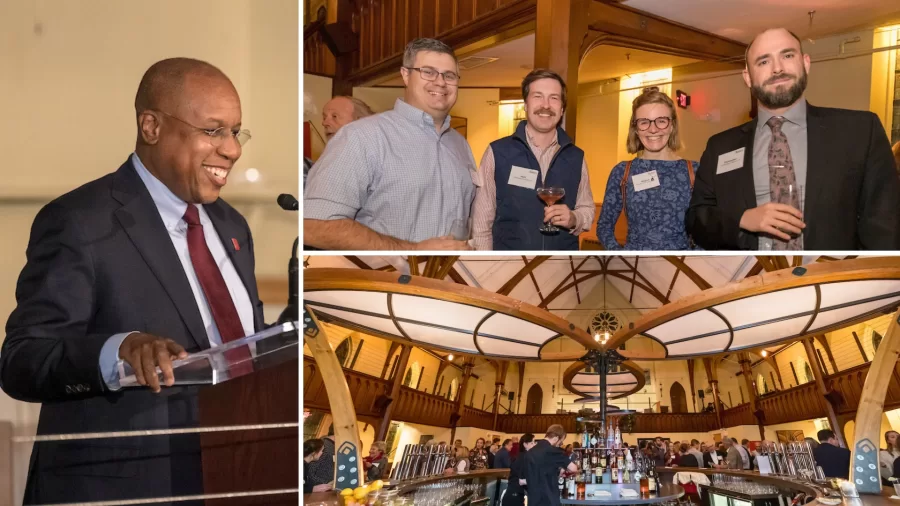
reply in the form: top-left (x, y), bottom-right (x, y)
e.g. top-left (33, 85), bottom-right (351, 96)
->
top-left (304, 268), bottom-right (598, 361)
top-left (605, 257), bottom-right (900, 359)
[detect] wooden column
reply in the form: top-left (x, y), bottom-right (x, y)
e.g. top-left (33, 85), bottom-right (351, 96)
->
top-left (801, 338), bottom-right (845, 446)
top-left (703, 358), bottom-right (723, 429)
top-left (534, 0), bottom-right (590, 137)
top-left (303, 306), bottom-right (363, 489)
top-left (492, 361), bottom-right (511, 430)
top-left (687, 359), bottom-right (696, 413)
top-left (516, 361), bottom-right (526, 414)
top-left (738, 353), bottom-right (765, 440)
top-left (449, 359), bottom-right (475, 444)
top-left (851, 309), bottom-right (900, 494)
top-left (327, 0), bottom-right (354, 97)
top-left (815, 334), bottom-right (839, 374)
top-left (376, 344), bottom-right (412, 441)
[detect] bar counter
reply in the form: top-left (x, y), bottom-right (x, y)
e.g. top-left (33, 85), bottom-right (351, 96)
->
top-left (560, 483), bottom-right (684, 505)
top-left (655, 467), bottom-right (899, 506)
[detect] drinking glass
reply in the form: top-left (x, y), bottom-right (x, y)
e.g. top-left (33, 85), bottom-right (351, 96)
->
top-left (450, 218), bottom-right (470, 241)
top-left (536, 187), bottom-right (566, 233)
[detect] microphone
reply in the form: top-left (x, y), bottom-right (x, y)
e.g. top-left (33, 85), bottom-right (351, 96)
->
top-left (276, 194), bottom-right (299, 324)
top-left (277, 193), bottom-right (299, 211)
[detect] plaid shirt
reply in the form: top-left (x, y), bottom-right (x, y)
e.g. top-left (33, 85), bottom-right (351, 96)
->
top-left (307, 437), bottom-right (335, 486)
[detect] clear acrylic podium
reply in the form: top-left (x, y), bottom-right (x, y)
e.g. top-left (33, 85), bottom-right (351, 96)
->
top-left (116, 321), bottom-right (300, 387)
top-left (118, 321), bottom-right (300, 505)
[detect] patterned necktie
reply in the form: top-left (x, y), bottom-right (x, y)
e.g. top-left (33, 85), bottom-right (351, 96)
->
top-left (183, 205), bottom-right (253, 376)
top-left (766, 116), bottom-right (803, 250)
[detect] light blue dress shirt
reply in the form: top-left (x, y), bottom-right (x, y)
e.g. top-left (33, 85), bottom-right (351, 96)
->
top-left (99, 153), bottom-right (255, 389)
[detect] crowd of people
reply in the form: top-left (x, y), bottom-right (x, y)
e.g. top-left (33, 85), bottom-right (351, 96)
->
top-left (303, 28), bottom-right (900, 251)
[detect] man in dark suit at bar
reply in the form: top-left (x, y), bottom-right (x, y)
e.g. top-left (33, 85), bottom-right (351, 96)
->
top-left (686, 27), bottom-right (900, 250)
top-left (813, 430), bottom-right (851, 479)
top-left (0, 58), bottom-right (265, 504)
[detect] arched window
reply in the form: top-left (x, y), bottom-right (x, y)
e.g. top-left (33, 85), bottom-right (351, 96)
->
top-left (403, 362), bottom-right (421, 388)
top-left (526, 384), bottom-right (544, 414)
top-left (334, 337), bottom-right (352, 367)
top-left (872, 331), bottom-right (883, 352)
top-left (757, 374), bottom-right (767, 396)
top-left (670, 382), bottom-right (688, 413)
top-left (802, 360), bottom-right (813, 384)
top-left (449, 378), bottom-right (459, 401)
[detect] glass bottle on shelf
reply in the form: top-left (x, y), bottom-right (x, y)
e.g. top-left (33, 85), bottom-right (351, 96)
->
top-left (558, 473), bottom-right (565, 498)
top-left (567, 472), bottom-right (576, 498)
top-left (626, 447), bottom-right (634, 471)
top-left (614, 423), bottom-right (621, 448)
top-left (611, 451), bottom-right (619, 483)
top-left (647, 464), bottom-right (657, 495)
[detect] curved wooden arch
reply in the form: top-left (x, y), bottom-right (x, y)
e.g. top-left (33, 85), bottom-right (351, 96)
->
top-left (605, 257), bottom-right (900, 355)
top-left (304, 268), bottom-right (598, 360)
top-left (562, 359), bottom-right (645, 400)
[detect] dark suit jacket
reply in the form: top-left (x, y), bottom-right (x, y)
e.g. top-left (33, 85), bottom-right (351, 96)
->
top-left (703, 451), bottom-right (718, 468)
top-left (686, 103), bottom-right (900, 250)
top-left (813, 443), bottom-right (851, 479)
top-left (0, 159), bottom-right (265, 504)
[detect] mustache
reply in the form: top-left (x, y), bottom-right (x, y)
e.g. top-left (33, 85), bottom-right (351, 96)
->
top-left (533, 108), bottom-right (556, 117)
top-left (765, 74), bottom-right (796, 85)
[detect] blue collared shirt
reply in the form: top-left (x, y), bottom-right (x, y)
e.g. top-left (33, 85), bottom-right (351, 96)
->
top-left (98, 153), bottom-right (255, 389)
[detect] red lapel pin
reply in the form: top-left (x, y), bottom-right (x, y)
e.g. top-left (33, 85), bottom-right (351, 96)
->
top-left (231, 238), bottom-right (240, 251)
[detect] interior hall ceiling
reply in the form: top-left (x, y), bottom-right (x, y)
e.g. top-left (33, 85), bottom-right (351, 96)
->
top-left (621, 0), bottom-right (900, 44)
top-left (377, 33), bottom-right (700, 88)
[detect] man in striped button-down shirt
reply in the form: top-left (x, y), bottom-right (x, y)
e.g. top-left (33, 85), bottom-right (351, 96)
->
top-left (304, 38), bottom-right (476, 250)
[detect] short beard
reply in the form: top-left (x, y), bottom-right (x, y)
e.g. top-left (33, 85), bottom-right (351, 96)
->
top-left (751, 69), bottom-right (807, 110)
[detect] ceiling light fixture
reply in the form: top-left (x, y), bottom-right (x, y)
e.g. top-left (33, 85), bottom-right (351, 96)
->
top-left (447, 354), bottom-right (455, 361)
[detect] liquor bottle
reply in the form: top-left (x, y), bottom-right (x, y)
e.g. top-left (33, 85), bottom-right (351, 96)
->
top-left (576, 472), bottom-right (586, 499)
top-left (647, 465), bottom-right (657, 495)
top-left (591, 448), bottom-right (598, 466)
top-left (617, 449), bottom-right (624, 471)
top-left (600, 449), bottom-right (607, 468)
top-left (633, 456), bottom-right (642, 484)
top-left (611, 451), bottom-right (618, 483)
top-left (590, 430), bottom-right (598, 448)
top-left (623, 467), bottom-right (631, 484)
top-left (567, 472), bottom-right (576, 498)
top-left (594, 463), bottom-right (603, 483)
top-left (617, 464), bottom-right (624, 484)
top-left (582, 450), bottom-right (590, 471)
top-left (614, 423), bottom-right (621, 448)
top-left (626, 448), bottom-right (634, 471)
top-left (558, 474), bottom-right (565, 497)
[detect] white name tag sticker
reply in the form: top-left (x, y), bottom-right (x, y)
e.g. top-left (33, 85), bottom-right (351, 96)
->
top-left (508, 165), bottom-right (539, 189)
top-left (716, 148), bottom-right (745, 174)
top-left (632, 170), bottom-right (660, 192)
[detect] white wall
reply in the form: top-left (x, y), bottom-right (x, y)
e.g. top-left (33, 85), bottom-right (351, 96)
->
top-left (0, 2), bottom-right (297, 502)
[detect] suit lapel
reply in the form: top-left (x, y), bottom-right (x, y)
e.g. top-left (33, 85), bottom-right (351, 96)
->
top-left (111, 161), bottom-right (210, 351)
top-left (205, 202), bottom-right (264, 332)
top-left (805, 104), bottom-right (826, 246)
top-left (739, 120), bottom-right (758, 211)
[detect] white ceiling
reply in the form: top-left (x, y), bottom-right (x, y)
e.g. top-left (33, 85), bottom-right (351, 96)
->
top-left (622, 0), bottom-right (900, 44)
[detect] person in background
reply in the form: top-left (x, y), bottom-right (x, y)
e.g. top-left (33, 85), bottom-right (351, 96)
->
top-left (678, 443), bottom-right (700, 468)
top-left (307, 433), bottom-right (335, 490)
top-left (564, 444), bottom-right (573, 457)
top-left (813, 429), bottom-right (850, 479)
top-left (510, 435), bottom-right (521, 461)
top-left (471, 69), bottom-right (594, 251)
top-left (364, 441), bottom-right (389, 481)
top-left (525, 425), bottom-right (578, 506)
top-left (597, 88), bottom-right (698, 250)
top-left (494, 439), bottom-right (514, 469)
top-left (503, 433), bottom-right (536, 506)
top-left (455, 439), bottom-right (463, 449)
top-left (304, 96), bottom-right (375, 191)
top-left (880, 430), bottom-right (900, 486)
top-left (489, 436), bottom-right (502, 467)
top-left (686, 27), bottom-right (900, 250)
top-left (304, 38), bottom-right (476, 250)
top-left (804, 437), bottom-right (819, 450)
top-left (715, 438), bottom-right (742, 470)
top-left (304, 439), bottom-right (331, 493)
top-left (687, 440), bottom-right (705, 468)
top-left (322, 96), bottom-right (375, 142)
top-left (470, 438), bottom-right (490, 470)
top-left (653, 437), bottom-right (668, 466)
top-left (741, 439), bottom-right (755, 469)
top-left (717, 442), bottom-right (728, 461)
top-left (733, 437), bottom-right (751, 470)
top-left (703, 442), bottom-right (720, 468)
top-left (454, 446), bottom-right (471, 473)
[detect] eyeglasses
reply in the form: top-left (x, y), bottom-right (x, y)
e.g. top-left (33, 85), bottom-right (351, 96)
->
top-left (155, 110), bottom-right (252, 147)
top-left (633, 117), bottom-right (672, 131)
top-left (404, 66), bottom-right (460, 85)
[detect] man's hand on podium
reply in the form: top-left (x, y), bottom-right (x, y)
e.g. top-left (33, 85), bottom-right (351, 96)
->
top-left (119, 333), bottom-right (188, 393)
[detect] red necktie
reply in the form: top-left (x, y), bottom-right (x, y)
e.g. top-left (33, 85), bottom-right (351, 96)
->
top-left (183, 205), bottom-right (253, 376)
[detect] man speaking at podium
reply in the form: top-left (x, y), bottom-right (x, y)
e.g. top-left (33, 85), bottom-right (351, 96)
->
top-left (0, 58), bottom-right (265, 504)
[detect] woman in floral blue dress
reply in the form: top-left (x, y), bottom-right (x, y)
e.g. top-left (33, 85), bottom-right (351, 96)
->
top-left (596, 89), bottom-right (699, 250)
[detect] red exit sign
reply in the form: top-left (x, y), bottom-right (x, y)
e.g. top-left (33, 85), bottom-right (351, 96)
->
top-left (676, 90), bottom-right (691, 109)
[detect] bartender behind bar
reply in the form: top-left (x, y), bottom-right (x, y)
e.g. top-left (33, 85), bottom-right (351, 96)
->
top-left (525, 424), bottom-right (579, 506)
